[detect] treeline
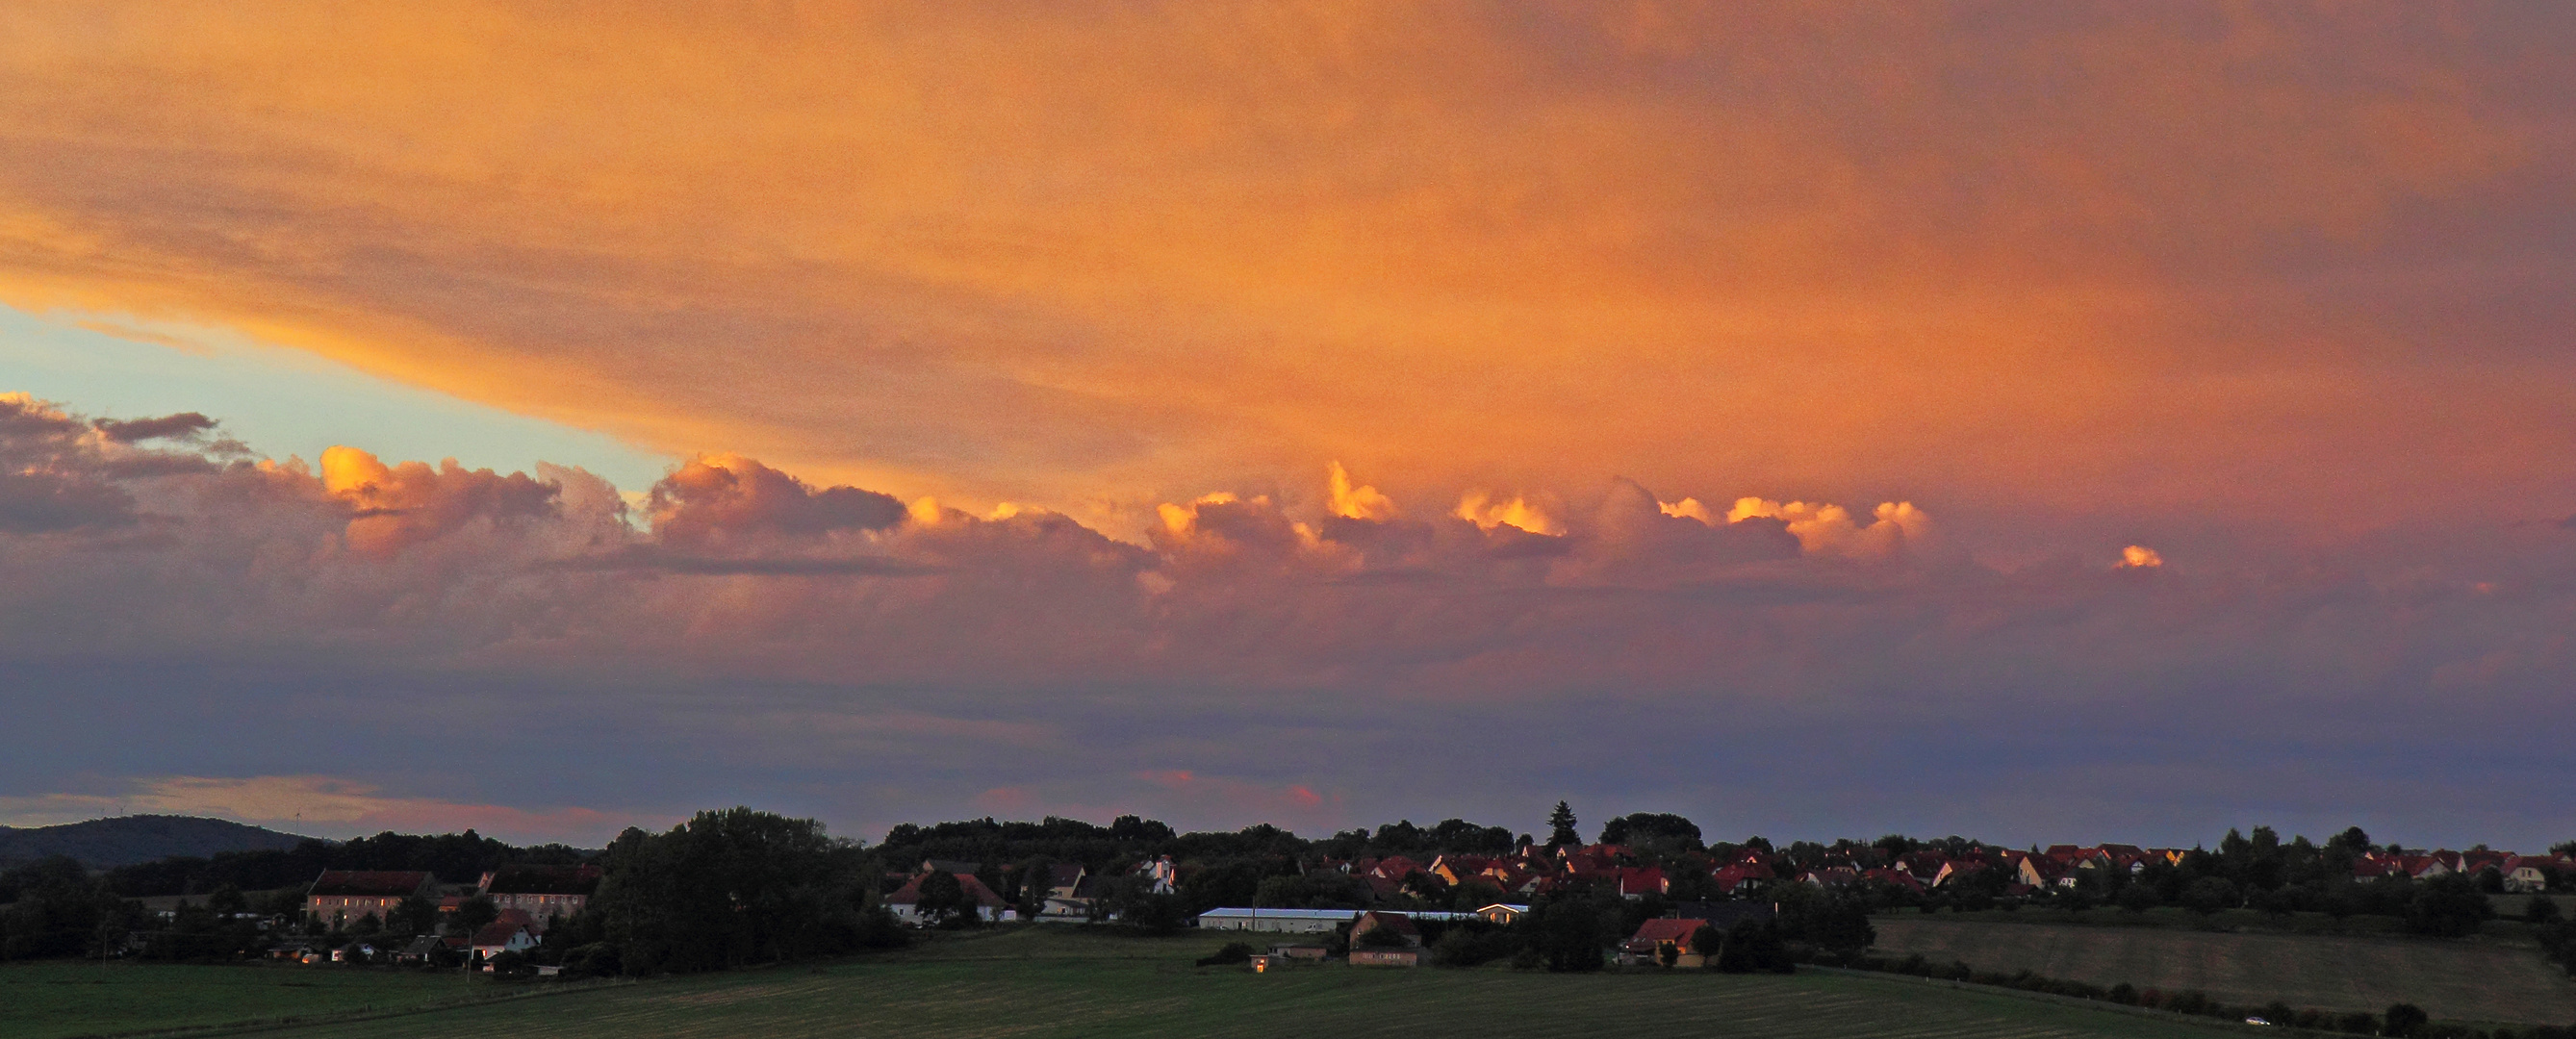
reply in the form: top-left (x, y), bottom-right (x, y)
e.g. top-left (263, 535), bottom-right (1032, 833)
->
top-left (0, 856), bottom-right (128, 959)
top-left (1872, 828), bottom-right (2504, 940)
top-left (546, 808), bottom-right (905, 975)
top-left (103, 829), bottom-right (592, 898)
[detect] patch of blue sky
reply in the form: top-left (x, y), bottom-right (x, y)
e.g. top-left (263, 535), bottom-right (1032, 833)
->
top-left (0, 304), bottom-right (671, 494)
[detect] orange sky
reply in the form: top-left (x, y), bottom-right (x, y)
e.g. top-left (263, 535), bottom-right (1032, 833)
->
top-left (0, 2), bottom-right (2567, 543)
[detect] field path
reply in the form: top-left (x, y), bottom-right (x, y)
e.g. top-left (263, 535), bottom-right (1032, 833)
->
top-left (1873, 918), bottom-right (2576, 1024)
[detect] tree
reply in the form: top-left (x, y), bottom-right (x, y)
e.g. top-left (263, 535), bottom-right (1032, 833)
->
top-left (2181, 876), bottom-right (2237, 917)
top-left (914, 872), bottom-right (971, 928)
top-left (1688, 923), bottom-right (1721, 961)
top-left (2117, 882), bottom-right (2160, 914)
top-left (1545, 802), bottom-right (1580, 849)
top-left (2404, 874), bottom-right (2489, 938)
top-left (1597, 813), bottom-right (1701, 849)
top-left (388, 895), bottom-right (440, 936)
top-left (1805, 899), bottom-right (1875, 955)
top-left (2382, 1002), bottom-right (2429, 1037)
top-left (2526, 894), bottom-right (2561, 925)
top-left (0, 856), bottom-right (126, 960)
top-left (1528, 898), bottom-right (1604, 972)
top-left (1715, 919), bottom-right (1792, 974)
top-left (449, 895), bottom-right (499, 936)
top-left (587, 807), bottom-right (888, 975)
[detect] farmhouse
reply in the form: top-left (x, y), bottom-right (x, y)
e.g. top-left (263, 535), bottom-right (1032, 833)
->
top-left (1620, 917), bottom-right (1706, 967)
top-left (883, 872), bottom-right (1009, 925)
top-left (304, 870), bottom-right (437, 925)
top-left (478, 864), bottom-right (601, 925)
top-left (1349, 910), bottom-right (1421, 948)
top-left (471, 910), bottom-right (539, 965)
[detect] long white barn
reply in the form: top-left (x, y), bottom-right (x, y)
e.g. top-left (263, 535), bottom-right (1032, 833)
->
top-left (1194, 904), bottom-right (1530, 932)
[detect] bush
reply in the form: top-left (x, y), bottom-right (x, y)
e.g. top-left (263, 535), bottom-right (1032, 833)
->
top-left (2336, 1010), bottom-right (2380, 1034)
top-left (2384, 1002), bottom-right (2431, 1038)
top-left (1194, 942), bottom-right (1255, 967)
top-left (1429, 926), bottom-right (1520, 968)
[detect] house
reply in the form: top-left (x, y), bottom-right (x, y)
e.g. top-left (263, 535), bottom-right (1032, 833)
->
top-left (1429, 854), bottom-right (1493, 887)
top-left (267, 939), bottom-right (321, 961)
top-left (1616, 866), bottom-right (1669, 900)
top-left (883, 872), bottom-right (1009, 925)
top-left (1195, 907), bottom-right (1356, 933)
top-left (1620, 918), bottom-right (1707, 967)
top-left (2505, 857), bottom-right (2553, 894)
top-left (304, 871), bottom-right (438, 925)
top-left (1348, 910), bottom-right (1421, 948)
top-left (1799, 867), bottom-right (1859, 889)
top-left (478, 865), bottom-right (601, 928)
top-left (1472, 903), bottom-right (1530, 925)
top-left (1669, 900), bottom-right (1775, 930)
top-left (2016, 857), bottom-right (2074, 889)
top-left (1347, 950), bottom-right (1419, 967)
top-left (922, 858), bottom-right (982, 875)
top-left (1367, 856), bottom-right (1425, 881)
top-left (1931, 861), bottom-right (1987, 888)
top-left (394, 934), bottom-right (459, 965)
top-left (470, 910), bottom-right (539, 965)
top-left (1711, 862), bottom-right (1773, 894)
top-left (2397, 855), bottom-right (2450, 880)
top-left (1133, 855), bottom-right (1178, 896)
top-left (1271, 944), bottom-right (1330, 960)
top-left (1861, 868), bottom-right (1924, 894)
top-left (1031, 864), bottom-right (1093, 922)
top-left (2099, 845), bottom-right (2151, 873)
top-left (1044, 863), bottom-right (1086, 900)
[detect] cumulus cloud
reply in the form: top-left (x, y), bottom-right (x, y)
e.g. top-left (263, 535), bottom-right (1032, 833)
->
top-left (0, 393), bottom-right (221, 532)
top-left (6, 393), bottom-right (2576, 845)
top-left (321, 445), bottom-right (558, 558)
top-left (2119, 545), bottom-right (2164, 569)
top-left (647, 454), bottom-right (905, 550)
top-left (1454, 491), bottom-right (1562, 536)
top-left (1328, 463), bottom-right (1398, 521)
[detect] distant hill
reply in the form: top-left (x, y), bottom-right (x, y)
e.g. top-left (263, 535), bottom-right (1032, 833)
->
top-left (0, 815), bottom-right (318, 869)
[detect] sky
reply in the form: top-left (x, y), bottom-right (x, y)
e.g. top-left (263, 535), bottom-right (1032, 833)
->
top-left (0, 2), bottom-right (2571, 852)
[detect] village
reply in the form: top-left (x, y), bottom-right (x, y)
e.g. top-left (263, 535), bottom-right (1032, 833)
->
top-left (240, 830), bottom-right (2574, 975)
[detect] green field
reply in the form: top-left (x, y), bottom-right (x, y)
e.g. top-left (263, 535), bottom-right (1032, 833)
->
top-left (1, 928), bottom-right (2257, 1039)
top-left (1873, 917), bottom-right (2576, 1026)
top-left (0, 959), bottom-right (511, 1039)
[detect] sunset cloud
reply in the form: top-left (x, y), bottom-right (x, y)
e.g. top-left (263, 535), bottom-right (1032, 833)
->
top-left (1, 4), bottom-right (2574, 847)
top-left (0, 775), bottom-right (633, 845)
top-left (0, 4), bottom-right (2563, 535)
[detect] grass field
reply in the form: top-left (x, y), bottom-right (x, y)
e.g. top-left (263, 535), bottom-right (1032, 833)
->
top-left (0, 959), bottom-right (507, 1039)
top-left (3, 928), bottom-right (2254, 1039)
top-left (1905, 904), bottom-right (2544, 944)
top-left (1872, 917), bottom-right (2576, 1026)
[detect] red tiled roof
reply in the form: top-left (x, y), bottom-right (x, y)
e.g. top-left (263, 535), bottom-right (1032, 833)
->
top-left (470, 920), bottom-right (529, 947)
top-left (1629, 918), bottom-right (1703, 945)
top-left (886, 873), bottom-right (1007, 907)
